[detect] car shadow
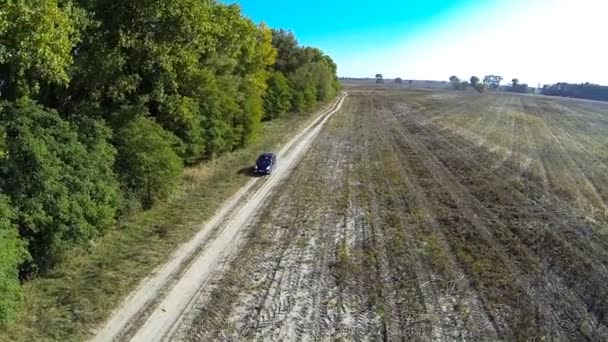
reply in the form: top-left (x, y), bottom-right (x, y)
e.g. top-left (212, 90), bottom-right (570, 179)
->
top-left (237, 166), bottom-right (259, 177)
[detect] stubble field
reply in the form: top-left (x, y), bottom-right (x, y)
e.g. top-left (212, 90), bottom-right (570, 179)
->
top-left (176, 88), bottom-right (608, 341)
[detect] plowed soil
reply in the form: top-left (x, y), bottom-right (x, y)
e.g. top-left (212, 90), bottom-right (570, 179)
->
top-left (175, 89), bottom-right (608, 341)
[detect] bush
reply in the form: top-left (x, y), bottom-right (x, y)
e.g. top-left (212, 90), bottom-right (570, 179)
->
top-left (0, 196), bottom-right (28, 324)
top-left (114, 114), bottom-right (183, 209)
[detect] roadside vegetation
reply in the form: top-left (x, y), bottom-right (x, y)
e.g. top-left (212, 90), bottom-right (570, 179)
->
top-left (0, 0), bottom-right (338, 332)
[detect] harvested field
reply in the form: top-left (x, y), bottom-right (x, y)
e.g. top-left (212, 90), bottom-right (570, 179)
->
top-left (175, 89), bottom-right (608, 341)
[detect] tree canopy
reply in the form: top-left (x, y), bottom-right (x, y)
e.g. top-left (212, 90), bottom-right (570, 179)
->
top-left (0, 0), bottom-right (339, 322)
top-left (483, 75), bottom-right (503, 90)
top-left (470, 76), bottom-right (480, 87)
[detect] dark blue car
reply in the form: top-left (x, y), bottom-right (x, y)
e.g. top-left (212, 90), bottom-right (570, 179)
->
top-left (254, 153), bottom-right (276, 175)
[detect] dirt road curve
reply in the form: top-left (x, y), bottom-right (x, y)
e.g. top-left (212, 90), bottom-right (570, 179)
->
top-left (91, 93), bottom-right (347, 342)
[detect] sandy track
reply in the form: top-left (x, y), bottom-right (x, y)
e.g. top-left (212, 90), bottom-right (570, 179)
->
top-left (91, 93), bottom-right (347, 342)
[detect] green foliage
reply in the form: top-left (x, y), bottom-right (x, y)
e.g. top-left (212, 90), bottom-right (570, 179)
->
top-left (270, 29), bottom-right (339, 113)
top-left (270, 29), bottom-right (304, 74)
top-left (0, 0), bottom-right (337, 323)
top-left (475, 82), bottom-right (487, 93)
top-left (0, 99), bottom-right (118, 272)
top-left (0, 0), bottom-right (86, 99)
top-left (157, 95), bottom-right (205, 164)
top-left (263, 71), bottom-right (292, 120)
top-left (114, 113), bottom-right (183, 209)
top-left (290, 67), bottom-right (318, 112)
top-left (309, 62), bottom-right (336, 101)
top-left (0, 196), bottom-right (28, 324)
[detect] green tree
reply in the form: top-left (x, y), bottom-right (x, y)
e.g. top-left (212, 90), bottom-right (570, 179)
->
top-left (508, 78), bottom-right (529, 93)
top-left (268, 27), bottom-right (338, 116)
top-left (0, 99), bottom-right (118, 271)
top-left (483, 75), bottom-right (503, 89)
top-left (449, 75), bottom-right (461, 89)
top-left (270, 29), bottom-right (301, 74)
top-left (470, 76), bottom-right (480, 87)
top-left (0, 0), bottom-right (85, 100)
top-left (263, 71), bottom-right (292, 120)
top-left (114, 113), bottom-right (183, 209)
top-left (289, 67), bottom-right (317, 112)
top-left (0, 196), bottom-right (28, 324)
top-left (157, 95), bottom-right (205, 165)
top-left (309, 62), bottom-right (336, 101)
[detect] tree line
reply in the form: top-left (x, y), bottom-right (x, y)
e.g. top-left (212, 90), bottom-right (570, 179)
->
top-left (542, 82), bottom-right (608, 102)
top-left (449, 75), bottom-right (487, 93)
top-left (449, 75), bottom-right (539, 94)
top-left (0, 0), bottom-right (339, 323)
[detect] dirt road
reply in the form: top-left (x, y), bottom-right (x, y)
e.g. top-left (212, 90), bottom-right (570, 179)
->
top-left (174, 89), bottom-right (608, 341)
top-left (93, 88), bottom-right (608, 341)
top-left (91, 93), bottom-right (347, 342)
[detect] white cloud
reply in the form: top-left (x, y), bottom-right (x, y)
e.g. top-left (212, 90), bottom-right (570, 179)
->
top-left (339, 0), bottom-right (608, 85)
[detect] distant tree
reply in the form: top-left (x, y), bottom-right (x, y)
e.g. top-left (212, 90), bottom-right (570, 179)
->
top-left (483, 75), bottom-right (503, 90)
top-left (508, 78), bottom-right (529, 93)
top-left (449, 75), bottom-right (461, 89)
top-left (395, 77), bottom-right (403, 84)
top-left (474, 82), bottom-right (486, 93)
top-left (375, 73), bottom-right (384, 84)
top-left (470, 76), bottom-right (480, 87)
top-left (460, 80), bottom-right (470, 90)
top-left (542, 82), bottom-right (608, 102)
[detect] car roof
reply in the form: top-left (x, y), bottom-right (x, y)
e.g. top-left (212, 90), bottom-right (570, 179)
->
top-left (259, 152), bottom-right (275, 157)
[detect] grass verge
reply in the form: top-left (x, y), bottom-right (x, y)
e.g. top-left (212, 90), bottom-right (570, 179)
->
top-left (0, 105), bottom-right (329, 342)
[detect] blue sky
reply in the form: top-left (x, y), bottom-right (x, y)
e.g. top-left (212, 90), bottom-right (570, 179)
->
top-left (230, 0), bottom-right (608, 85)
